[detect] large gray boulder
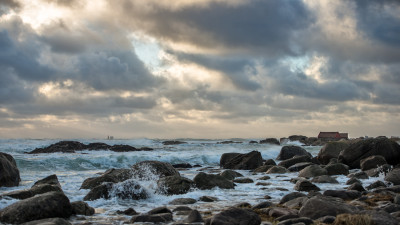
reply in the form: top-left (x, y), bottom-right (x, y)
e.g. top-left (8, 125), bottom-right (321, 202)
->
top-left (298, 165), bottom-right (327, 178)
top-left (80, 168), bottom-right (132, 189)
top-left (222, 151), bottom-right (263, 170)
top-left (0, 191), bottom-right (72, 224)
top-left (220, 153), bottom-right (241, 168)
top-left (219, 170), bottom-right (243, 180)
top-left (294, 180), bottom-right (320, 192)
top-left (338, 137), bottom-right (400, 169)
top-left (385, 168), bottom-right (400, 185)
top-left (71, 201), bottom-right (95, 216)
top-left (205, 207), bottom-right (261, 225)
top-left (325, 163), bottom-right (349, 175)
top-left (317, 141), bottom-right (350, 164)
top-left (131, 161), bottom-right (180, 179)
top-left (360, 155), bottom-right (387, 171)
top-left (0, 152), bottom-right (20, 187)
top-left (193, 172), bottom-right (234, 190)
top-left (157, 175), bottom-right (194, 195)
top-left (299, 196), bottom-right (358, 219)
top-left (277, 146), bottom-right (311, 160)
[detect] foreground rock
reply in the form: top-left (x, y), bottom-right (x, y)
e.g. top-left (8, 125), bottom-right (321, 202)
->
top-left (317, 141), bottom-right (350, 164)
top-left (338, 137), bottom-right (400, 169)
top-left (360, 155), bottom-right (387, 171)
top-left (131, 161), bottom-right (180, 179)
top-left (0, 191), bottom-right (72, 224)
top-left (3, 174), bottom-right (63, 199)
top-left (221, 151), bottom-right (263, 170)
top-left (276, 146), bottom-right (312, 160)
top-left (0, 152), bottom-right (20, 187)
top-left (205, 207), bottom-right (261, 225)
top-left (28, 141), bottom-right (152, 154)
top-left (194, 172), bottom-right (234, 190)
top-left (71, 201), bottom-right (95, 216)
top-left (298, 196), bottom-right (358, 219)
top-left (83, 180), bottom-right (148, 201)
top-left (385, 168), bottom-right (400, 185)
top-left (80, 168), bottom-right (132, 189)
top-left (157, 175), bottom-right (194, 195)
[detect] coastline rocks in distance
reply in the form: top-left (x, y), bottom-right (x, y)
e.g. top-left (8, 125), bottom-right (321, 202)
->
top-left (193, 172), bottom-right (234, 190)
top-left (0, 191), bottom-right (72, 224)
top-left (157, 175), bottom-right (194, 195)
top-left (131, 161), bottom-right (180, 179)
top-left (80, 168), bottom-right (132, 189)
top-left (27, 140), bottom-right (153, 154)
top-left (338, 137), bottom-right (400, 169)
top-left (221, 151), bottom-right (263, 170)
top-left (162, 140), bottom-right (187, 145)
top-left (276, 146), bottom-right (312, 160)
top-left (317, 141), bottom-right (350, 165)
top-left (205, 207), bottom-right (261, 225)
top-left (3, 174), bottom-right (63, 200)
top-left (0, 152), bottom-right (21, 187)
top-left (259, 138), bottom-right (280, 145)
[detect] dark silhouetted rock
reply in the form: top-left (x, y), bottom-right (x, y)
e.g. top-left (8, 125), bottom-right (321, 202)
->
top-left (172, 163), bottom-right (192, 168)
top-left (185, 209), bottom-right (204, 223)
top-left (266, 166), bottom-right (288, 174)
top-left (298, 196), bottom-right (358, 219)
top-left (0, 152), bottom-right (20, 187)
top-left (85, 142), bottom-right (111, 150)
top-left (317, 141), bottom-right (350, 164)
top-left (116, 208), bottom-right (137, 215)
top-left (366, 180), bottom-right (386, 190)
top-left (0, 191), bottom-right (72, 224)
top-left (222, 151), bottom-right (263, 170)
top-left (268, 207), bottom-right (298, 218)
top-left (311, 175), bottom-right (338, 184)
top-left (347, 171), bottom-right (369, 179)
top-left (220, 153), bottom-right (241, 168)
top-left (131, 213), bottom-right (173, 223)
top-left (200, 196), bottom-right (218, 202)
top-left (28, 141), bottom-right (85, 154)
top-left (109, 144), bottom-right (137, 152)
top-left (71, 201), bottom-right (95, 216)
top-left (278, 155), bottom-right (312, 168)
top-left (162, 140), bottom-right (187, 145)
top-left (360, 155), bottom-right (387, 171)
top-left (264, 159), bottom-right (277, 166)
top-left (80, 168), bottom-right (132, 189)
top-left (294, 180), bottom-right (320, 192)
top-left (157, 175), bottom-right (194, 195)
top-left (298, 165), bottom-right (327, 178)
top-left (338, 137), bottom-right (400, 169)
top-left (131, 160), bottom-right (180, 179)
top-left (323, 190), bottom-right (361, 200)
top-left (233, 178), bottom-right (254, 183)
top-left (219, 170), bottom-right (243, 180)
top-left (277, 146), bottom-right (311, 160)
top-left (253, 165), bottom-right (274, 173)
top-left (385, 168), bottom-right (400, 185)
top-left (83, 180), bottom-right (148, 201)
top-left (252, 201), bottom-right (274, 209)
top-left (260, 138), bottom-right (280, 145)
top-left (347, 182), bottom-right (365, 192)
top-left (194, 172), bottom-right (234, 190)
top-left (346, 177), bottom-right (361, 185)
top-left (325, 163), bottom-right (349, 175)
top-left (148, 206), bottom-right (172, 215)
top-left (205, 207), bottom-right (261, 225)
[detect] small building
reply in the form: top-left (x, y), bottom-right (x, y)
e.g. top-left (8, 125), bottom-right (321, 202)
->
top-left (318, 132), bottom-right (344, 141)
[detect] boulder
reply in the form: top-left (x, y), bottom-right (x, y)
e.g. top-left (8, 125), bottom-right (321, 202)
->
top-left (311, 175), bottom-right (339, 184)
top-left (337, 210), bottom-right (399, 225)
top-left (222, 151), bottom-right (263, 170)
top-left (0, 152), bottom-right (20, 187)
top-left (205, 207), bottom-right (261, 225)
top-left (71, 201), bottom-right (95, 216)
top-left (157, 175), bottom-right (194, 195)
top-left (172, 163), bottom-right (192, 168)
top-left (317, 141), bottom-right (350, 164)
top-left (162, 140), bottom-right (187, 145)
top-left (298, 196), bottom-right (358, 220)
top-left (360, 155), bottom-right (387, 171)
top-left (131, 213), bottom-right (173, 223)
top-left (185, 209), bottom-right (204, 223)
top-left (283, 197), bottom-right (309, 209)
top-left (289, 135), bottom-right (307, 143)
top-left (80, 168), bottom-right (132, 189)
top-left (109, 144), bottom-right (138, 152)
top-left (233, 178), bottom-right (254, 183)
top-left (131, 161), bottom-right (180, 179)
top-left (200, 196), bottom-right (218, 202)
top-left (21, 218), bottom-right (71, 225)
top-left (220, 153), bottom-right (241, 168)
top-left (325, 163), bottom-right (349, 175)
top-left (193, 172), bottom-right (234, 190)
top-left (279, 192), bottom-right (307, 204)
top-left (83, 180), bottom-right (148, 201)
top-left (348, 171), bottom-right (369, 179)
top-left (347, 182), bottom-right (366, 192)
top-left (266, 166), bottom-right (289, 174)
top-left (260, 138), bottom-right (280, 145)
top-left (0, 191), bottom-right (72, 224)
top-left (116, 208), bottom-right (138, 215)
top-left (346, 177), bottom-right (361, 185)
top-left (294, 180), bottom-right (320, 192)
top-left (288, 162), bottom-right (314, 172)
top-left (219, 170), bottom-right (243, 180)
top-left (169, 198), bottom-right (196, 205)
top-left (85, 142), bottom-right (111, 150)
top-left (252, 201), bottom-right (274, 209)
top-left (28, 141), bottom-right (86, 154)
top-left (278, 155), bottom-right (312, 168)
top-left (338, 137), bottom-right (400, 169)
top-left (365, 164), bottom-right (392, 177)
top-left (276, 146), bottom-right (311, 160)
top-left (385, 168), bottom-right (400, 185)
top-left (268, 207), bottom-right (298, 218)
top-left (3, 174), bottom-right (63, 200)
top-left (298, 165), bottom-right (327, 178)
top-left (148, 207), bottom-right (172, 215)
top-left (264, 159), bottom-right (277, 166)
top-left (366, 180), bottom-right (386, 190)
top-left (253, 165), bottom-right (274, 173)
top-left (323, 190), bottom-right (361, 200)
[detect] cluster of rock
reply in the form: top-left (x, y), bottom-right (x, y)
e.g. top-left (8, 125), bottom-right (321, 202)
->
top-left (27, 141), bottom-right (153, 154)
top-left (0, 152), bottom-right (21, 187)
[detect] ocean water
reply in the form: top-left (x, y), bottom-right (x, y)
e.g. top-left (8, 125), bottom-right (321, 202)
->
top-left (0, 139), bottom-right (385, 224)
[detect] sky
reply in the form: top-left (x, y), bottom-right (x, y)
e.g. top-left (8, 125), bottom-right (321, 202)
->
top-left (0, 0), bottom-right (399, 139)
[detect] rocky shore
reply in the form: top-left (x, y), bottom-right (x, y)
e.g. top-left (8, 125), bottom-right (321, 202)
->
top-left (1, 137), bottom-right (400, 224)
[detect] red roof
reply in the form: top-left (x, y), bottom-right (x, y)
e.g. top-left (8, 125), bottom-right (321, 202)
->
top-left (318, 132), bottom-right (341, 138)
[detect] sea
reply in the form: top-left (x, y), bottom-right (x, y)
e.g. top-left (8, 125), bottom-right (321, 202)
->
top-left (0, 138), bottom-right (385, 224)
